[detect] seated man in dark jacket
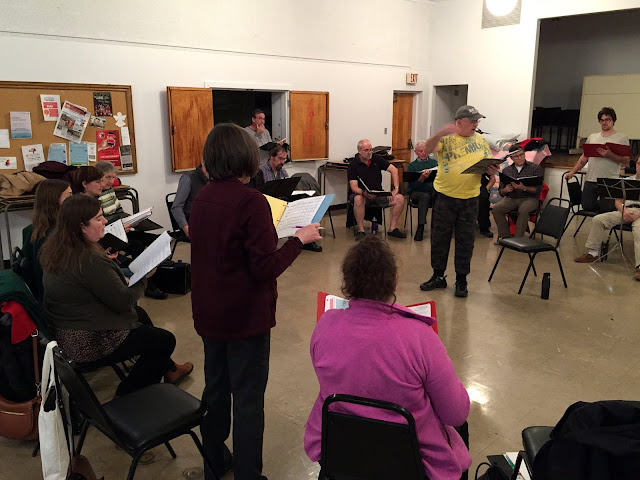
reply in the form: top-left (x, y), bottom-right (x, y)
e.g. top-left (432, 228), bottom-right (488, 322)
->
top-left (171, 161), bottom-right (209, 239)
top-left (407, 141), bottom-right (438, 241)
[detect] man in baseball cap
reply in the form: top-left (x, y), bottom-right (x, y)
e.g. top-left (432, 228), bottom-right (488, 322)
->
top-left (418, 105), bottom-right (498, 298)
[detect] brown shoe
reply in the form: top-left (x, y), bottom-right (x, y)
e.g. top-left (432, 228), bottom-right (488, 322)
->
top-left (635, 268), bottom-right (640, 281)
top-left (574, 253), bottom-right (599, 263)
top-left (164, 361), bottom-right (194, 384)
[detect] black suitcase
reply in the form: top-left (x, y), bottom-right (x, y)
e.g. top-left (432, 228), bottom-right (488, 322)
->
top-left (154, 260), bottom-right (191, 295)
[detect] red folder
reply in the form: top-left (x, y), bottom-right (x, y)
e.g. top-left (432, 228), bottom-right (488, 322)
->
top-left (317, 292), bottom-right (438, 335)
top-left (583, 143), bottom-right (632, 158)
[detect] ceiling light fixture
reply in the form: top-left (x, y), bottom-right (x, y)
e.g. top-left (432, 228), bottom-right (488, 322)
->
top-left (486, 0), bottom-right (517, 16)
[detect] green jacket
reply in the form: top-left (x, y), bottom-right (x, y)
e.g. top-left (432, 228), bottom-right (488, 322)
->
top-left (43, 251), bottom-right (147, 332)
top-left (407, 157), bottom-right (438, 194)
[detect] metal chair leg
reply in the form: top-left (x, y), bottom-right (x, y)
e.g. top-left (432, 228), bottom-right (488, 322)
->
top-left (555, 250), bottom-right (568, 288)
top-left (518, 253), bottom-right (537, 294)
top-left (529, 253), bottom-right (538, 277)
top-left (565, 212), bottom-right (576, 233)
top-left (32, 440), bottom-right (40, 457)
top-left (573, 216), bottom-right (588, 237)
top-left (188, 431), bottom-right (220, 480)
top-left (510, 451), bottom-right (525, 480)
top-left (328, 210), bottom-right (335, 239)
top-left (127, 454), bottom-right (142, 480)
top-left (75, 420), bottom-right (89, 456)
top-left (488, 247), bottom-right (505, 282)
top-left (165, 441), bottom-right (177, 458)
top-left (404, 203), bottom-right (409, 229)
top-left (382, 209), bottom-right (387, 237)
top-left (169, 239), bottom-right (178, 261)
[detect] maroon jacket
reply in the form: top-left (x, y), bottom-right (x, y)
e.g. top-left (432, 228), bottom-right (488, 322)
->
top-left (190, 177), bottom-right (302, 341)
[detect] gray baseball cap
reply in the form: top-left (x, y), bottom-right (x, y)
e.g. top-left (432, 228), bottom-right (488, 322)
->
top-left (455, 105), bottom-right (486, 121)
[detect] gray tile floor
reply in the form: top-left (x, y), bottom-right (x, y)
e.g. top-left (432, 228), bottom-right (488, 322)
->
top-left (2, 209), bottom-right (638, 479)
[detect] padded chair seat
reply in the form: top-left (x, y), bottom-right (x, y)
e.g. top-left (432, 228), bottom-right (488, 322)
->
top-left (612, 223), bottom-right (633, 232)
top-left (575, 209), bottom-right (598, 218)
top-left (522, 426), bottom-right (553, 469)
top-left (168, 230), bottom-right (190, 242)
top-left (498, 237), bottom-right (556, 252)
top-left (103, 384), bottom-right (204, 449)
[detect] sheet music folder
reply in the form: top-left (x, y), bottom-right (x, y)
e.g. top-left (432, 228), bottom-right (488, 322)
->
top-left (259, 177), bottom-right (301, 199)
top-left (499, 172), bottom-right (543, 187)
top-left (461, 158), bottom-right (504, 174)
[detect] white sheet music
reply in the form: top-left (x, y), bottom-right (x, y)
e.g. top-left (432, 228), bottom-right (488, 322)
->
top-left (121, 207), bottom-right (153, 227)
top-left (276, 196), bottom-right (325, 238)
top-left (407, 303), bottom-right (431, 317)
top-left (128, 231), bottom-right (171, 287)
top-left (104, 219), bottom-right (128, 243)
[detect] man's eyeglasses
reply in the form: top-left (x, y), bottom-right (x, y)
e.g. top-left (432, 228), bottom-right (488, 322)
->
top-left (599, 117), bottom-right (613, 123)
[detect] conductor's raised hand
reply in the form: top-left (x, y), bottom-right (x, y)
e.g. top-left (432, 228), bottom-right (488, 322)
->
top-left (294, 223), bottom-right (322, 244)
top-left (437, 123), bottom-right (458, 137)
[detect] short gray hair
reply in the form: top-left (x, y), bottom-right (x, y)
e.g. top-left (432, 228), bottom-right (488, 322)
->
top-left (94, 161), bottom-right (118, 174)
top-left (415, 140), bottom-right (427, 149)
top-left (357, 139), bottom-right (371, 150)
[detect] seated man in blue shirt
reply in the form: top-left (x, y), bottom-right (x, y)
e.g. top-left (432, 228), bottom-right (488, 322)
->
top-left (407, 141), bottom-right (438, 241)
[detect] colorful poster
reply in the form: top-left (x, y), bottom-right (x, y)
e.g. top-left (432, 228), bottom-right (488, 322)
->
top-left (93, 92), bottom-right (113, 116)
top-left (89, 116), bottom-right (106, 128)
top-left (70, 142), bottom-right (89, 166)
top-left (10, 112), bottom-right (32, 139)
top-left (48, 143), bottom-right (68, 163)
top-left (0, 157), bottom-right (17, 169)
top-left (96, 130), bottom-right (121, 166)
top-left (53, 101), bottom-right (90, 143)
top-left (40, 94), bottom-right (61, 121)
top-left (87, 142), bottom-right (97, 162)
top-left (120, 145), bottom-right (134, 171)
top-left (21, 144), bottom-right (45, 171)
top-left (0, 129), bottom-right (9, 148)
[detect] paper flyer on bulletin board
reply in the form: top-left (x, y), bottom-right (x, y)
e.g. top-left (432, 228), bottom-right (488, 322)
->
top-left (96, 130), bottom-right (121, 166)
top-left (40, 94), bottom-right (61, 121)
top-left (53, 101), bottom-right (90, 143)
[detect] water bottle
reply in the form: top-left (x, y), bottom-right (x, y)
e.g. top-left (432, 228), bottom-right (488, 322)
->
top-left (541, 272), bottom-right (550, 299)
top-left (371, 217), bottom-right (378, 235)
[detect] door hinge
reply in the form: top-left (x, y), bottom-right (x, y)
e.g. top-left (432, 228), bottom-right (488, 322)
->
top-left (325, 122), bottom-right (329, 130)
top-left (172, 126), bottom-right (176, 135)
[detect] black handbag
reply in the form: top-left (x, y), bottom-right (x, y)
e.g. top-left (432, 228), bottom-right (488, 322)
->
top-left (154, 261), bottom-right (191, 295)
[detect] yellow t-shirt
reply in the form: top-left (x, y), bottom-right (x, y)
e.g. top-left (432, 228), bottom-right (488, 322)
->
top-left (433, 133), bottom-right (491, 199)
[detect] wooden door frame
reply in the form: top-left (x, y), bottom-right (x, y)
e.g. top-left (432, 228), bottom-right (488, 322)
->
top-left (289, 91), bottom-right (329, 161)
top-left (392, 90), bottom-right (421, 161)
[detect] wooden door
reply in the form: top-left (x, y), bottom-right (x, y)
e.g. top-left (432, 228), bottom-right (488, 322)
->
top-left (290, 91), bottom-right (329, 161)
top-left (167, 87), bottom-right (214, 171)
top-left (392, 92), bottom-right (414, 161)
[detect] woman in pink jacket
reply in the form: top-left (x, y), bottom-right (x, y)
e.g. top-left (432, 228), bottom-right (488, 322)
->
top-left (305, 235), bottom-right (471, 480)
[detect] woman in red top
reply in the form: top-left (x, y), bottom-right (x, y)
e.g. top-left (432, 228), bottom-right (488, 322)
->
top-left (190, 123), bottom-right (321, 480)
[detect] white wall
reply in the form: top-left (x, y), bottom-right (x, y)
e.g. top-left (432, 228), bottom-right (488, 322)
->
top-left (431, 85), bottom-right (468, 135)
top-left (534, 9), bottom-right (640, 110)
top-left (427, 0), bottom-right (640, 140)
top-left (0, 0), bottom-right (432, 257)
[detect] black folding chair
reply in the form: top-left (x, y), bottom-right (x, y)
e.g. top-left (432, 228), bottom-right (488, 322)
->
top-left (320, 394), bottom-right (426, 480)
top-left (402, 170), bottom-right (434, 236)
top-left (52, 347), bottom-right (218, 480)
top-left (601, 222), bottom-right (633, 261)
top-left (165, 193), bottom-right (190, 260)
top-left (509, 426), bottom-right (553, 480)
top-left (562, 173), bottom-right (598, 237)
top-left (488, 198), bottom-right (570, 294)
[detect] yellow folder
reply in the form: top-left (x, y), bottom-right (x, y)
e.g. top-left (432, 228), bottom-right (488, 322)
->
top-left (264, 195), bottom-right (288, 228)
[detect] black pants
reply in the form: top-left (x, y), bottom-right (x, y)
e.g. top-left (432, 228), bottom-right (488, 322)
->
top-left (477, 181), bottom-right (491, 231)
top-left (431, 193), bottom-right (479, 276)
top-left (201, 333), bottom-right (270, 480)
top-left (410, 191), bottom-right (432, 225)
top-left (582, 181), bottom-right (615, 213)
top-left (82, 306), bottom-right (176, 396)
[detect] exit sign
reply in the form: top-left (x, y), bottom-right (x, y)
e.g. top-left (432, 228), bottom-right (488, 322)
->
top-left (406, 73), bottom-right (418, 84)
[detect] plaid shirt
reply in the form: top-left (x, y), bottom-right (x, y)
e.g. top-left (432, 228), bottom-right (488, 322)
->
top-left (500, 161), bottom-right (543, 198)
top-left (259, 162), bottom-right (289, 183)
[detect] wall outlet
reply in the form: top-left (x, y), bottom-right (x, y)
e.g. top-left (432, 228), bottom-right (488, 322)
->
top-left (384, 127), bottom-right (387, 134)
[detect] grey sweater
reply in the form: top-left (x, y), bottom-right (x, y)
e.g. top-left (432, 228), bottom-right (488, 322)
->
top-left (43, 251), bottom-right (147, 331)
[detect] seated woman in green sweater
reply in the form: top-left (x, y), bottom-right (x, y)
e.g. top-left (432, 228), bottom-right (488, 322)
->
top-left (40, 195), bottom-right (192, 396)
top-left (20, 179), bottom-right (72, 301)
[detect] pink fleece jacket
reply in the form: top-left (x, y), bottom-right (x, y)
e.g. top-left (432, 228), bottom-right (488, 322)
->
top-left (304, 298), bottom-right (471, 480)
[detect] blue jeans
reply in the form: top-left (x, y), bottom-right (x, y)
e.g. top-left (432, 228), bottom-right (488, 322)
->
top-left (201, 332), bottom-right (270, 480)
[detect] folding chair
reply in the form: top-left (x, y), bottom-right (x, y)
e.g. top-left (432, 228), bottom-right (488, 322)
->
top-left (346, 185), bottom-right (389, 237)
top-left (509, 426), bottom-right (553, 480)
top-left (402, 171), bottom-right (434, 236)
top-left (601, 222), bottom-right (633, 261)
top-left (488, 198), bottom-right (570, 294)
top-left (562, 173), bottom-right (598, 237)
top-left (165, 193), bottom-right (190, 260)
top-left (320, 394), bottom-right (425, 480)
top-left (52, 347), bottom-right (218, 480)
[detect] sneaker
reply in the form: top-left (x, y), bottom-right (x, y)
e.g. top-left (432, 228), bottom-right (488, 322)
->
top-left (355, 231), bottom-right (366, 241)
top-left (479, 229), bottom-right (493, 238)
top-left (454, 281), bottom-right (468, 298)
top-left (414, 225), bottom-right (424, 242)
top-left (635, 267), bottom-right (640, 281)
top-left (302, 241), bottom-right (323, 252)
top-left (164, 361), bottom-right (194, 384)
top-left (574, 253), bottom-right (599, 263)
top-left (419, 274), bottom-right (447, 291)
top-left (387, 228), bottom-right (407, 239)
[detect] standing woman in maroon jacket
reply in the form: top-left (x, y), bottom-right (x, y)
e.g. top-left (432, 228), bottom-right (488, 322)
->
top-left (190, 123), bottom-right (321, 480)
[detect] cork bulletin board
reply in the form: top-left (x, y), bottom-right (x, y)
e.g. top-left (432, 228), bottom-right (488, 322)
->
top-left (0, 81), bottom-right (137, 174)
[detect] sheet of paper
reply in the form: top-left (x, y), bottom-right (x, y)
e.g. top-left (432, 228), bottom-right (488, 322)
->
top-left (505, 452), bottom-right (531, 480)
top-left (89, 116), bottom-right (106, 128)
top-left (104, 219), bottom-right (128, 243)
top-left (407, 303), bottom-right (432, 317)
top-left (120, 126), bottom-right (131, 146)
top-left (69, 141), bottom-right (89, 166)
top-left (292, 190), bottom-right (316, 196)
top-left (47, 143), bottom-right (68, 163)
top-left (40, 94), bottom-right (61, 121)
top-left (121, 207), bottom-right (153, 227)
top-left (0, 157), bottom-right (17, 169)
top-left (264, 195), bottom-right (288, 227)
top-left (87, 142), bottom-right (97, 162)
top-left (10, 112), bottom-right (32, 139)
top-left (276, 195), bottom-right (326, 238)
top-left (128, 231), bottom-right (171, 287)
top-left (0, 129), bottom-right (11, 148)
top-left (53, 101), bottom-right (90, 143)
top-left (120, 145), bottom-right (134, 171)
top-left (21, 144), bottom-right (45, 171)
top-left (324, 294), bottom-right (350, 312)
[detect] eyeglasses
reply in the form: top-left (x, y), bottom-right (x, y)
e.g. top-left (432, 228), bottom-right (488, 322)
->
top-left (599, 118), bottom-right (613, 123)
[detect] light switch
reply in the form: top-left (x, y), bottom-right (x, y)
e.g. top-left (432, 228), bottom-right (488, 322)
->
top-left (384, 128), bottom-right (387, 134)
